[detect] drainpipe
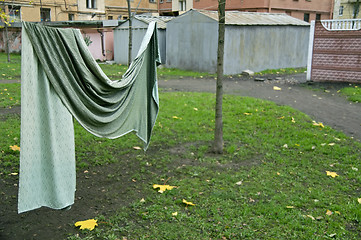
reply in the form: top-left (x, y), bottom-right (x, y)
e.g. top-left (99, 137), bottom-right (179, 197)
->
top-left (268, 0), bottom-right (272, 13)
top-left (97, 29), bottom-right (105, 57)
top-left (330, 0), bottom-right (334, 19)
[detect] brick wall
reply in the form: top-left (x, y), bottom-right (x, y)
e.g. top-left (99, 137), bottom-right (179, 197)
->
top-left (311, 21), bottom-right (361, 83)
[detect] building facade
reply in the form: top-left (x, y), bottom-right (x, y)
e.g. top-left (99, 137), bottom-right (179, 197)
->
top-left (159, 0), bottom-right (334, 22)
top-left (333, 0), bottom-right (360, 19)
top-left (1, 0), bottom-right (158, 22)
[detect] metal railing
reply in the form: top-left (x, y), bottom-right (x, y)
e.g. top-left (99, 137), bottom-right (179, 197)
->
top-left (321, 19), bottom-right (361, 30)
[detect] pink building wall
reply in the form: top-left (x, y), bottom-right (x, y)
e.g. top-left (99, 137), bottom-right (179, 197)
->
top-left (0, 26), bottom-right (114, 61)
top-left (166, 0), bottom-right (334, 21)
top-left (82, 29), bottom-right (114, 61)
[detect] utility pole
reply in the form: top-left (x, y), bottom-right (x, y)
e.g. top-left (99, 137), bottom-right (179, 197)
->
top-left (127, 0), bottom-right (133, 66)
top-left (353, 0), bottom-right (360, 19)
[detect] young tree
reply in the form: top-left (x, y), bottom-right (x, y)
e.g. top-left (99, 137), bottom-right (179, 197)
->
top-left (1, 2), bottom-right (10, 62)
top-left (212, 0), bottom-right (226, 154)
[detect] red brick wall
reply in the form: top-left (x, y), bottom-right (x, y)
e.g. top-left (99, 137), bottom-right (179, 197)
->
top-left (311, 21), bottom-right (361, 83)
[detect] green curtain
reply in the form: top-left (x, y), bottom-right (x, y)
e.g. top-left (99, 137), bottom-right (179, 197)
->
top-left (18, 22), bottom-right (160, 213)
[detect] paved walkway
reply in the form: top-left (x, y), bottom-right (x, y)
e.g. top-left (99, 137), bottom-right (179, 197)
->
top-left (159, 74), bottom-right (361, 141)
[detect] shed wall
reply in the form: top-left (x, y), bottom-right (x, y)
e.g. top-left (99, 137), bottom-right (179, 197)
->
top-left (224, 25), bottom-right (310, 74)
top-left (166, 12), bottom-right (218, 72)
top-left (166, 10), bottom-right (309, 74)
top-left (114, 27), bottom-right (166, 65)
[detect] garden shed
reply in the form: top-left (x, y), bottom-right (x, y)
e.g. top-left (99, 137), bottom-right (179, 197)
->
top-left (114, 15), bottom-right (173, 65)
top-left (166, 10), bottom-right (310, 74)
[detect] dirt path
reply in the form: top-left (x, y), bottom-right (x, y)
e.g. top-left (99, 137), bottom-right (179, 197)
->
top-left (159, 73), bottom-right (361, 141)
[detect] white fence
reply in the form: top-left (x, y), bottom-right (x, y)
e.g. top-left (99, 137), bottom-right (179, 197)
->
top-left (321, 19), bottom-right (361, 31)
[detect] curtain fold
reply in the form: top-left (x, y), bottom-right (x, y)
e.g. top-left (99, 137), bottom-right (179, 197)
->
top-left (19, 22), bottom-right (160, 213)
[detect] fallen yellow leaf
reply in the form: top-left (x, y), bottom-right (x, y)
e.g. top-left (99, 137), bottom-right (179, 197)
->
top-left (193, 108), bottom-right (198, 111)
top-left (172, 116), bottom-right (182, 119)
top-left (74, 219), bottom-right (98, 230)
top-left (326, 171), bottom-right (339, 178)
top-left (312, 121), bottom-right (324, 128)
top-left (273, 86), bottom-right (282, 91)
top-left (306, 215), bottom-right (315, 220)
top-left (153, 184), bottom-right (176, 193)
top-left (326, 210), bottom-right (333, 216)
top-left (172, 212), bottom-right (178, 216)
top-left (358, 198), bottom-right (361, 204)
top-left (10, 172), bottom-right (18, 176)
top-left (133, 146), bottom-right (142, 150)
top-left (291, 117), bottom-right (296, 123)
top-left (243, 112), bottom-right (252, 115)
top-left (335, 211), bottom-right (341, 215)
top-left (286, 206), bottom-right (295, 209)
top-left (182, 199), bottom-right (196, 206)
top-left (10, 145), bottom-right (20, 151)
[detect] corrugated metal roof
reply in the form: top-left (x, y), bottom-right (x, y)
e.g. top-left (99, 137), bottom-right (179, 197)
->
top-left (195, 10), bottom-right (310, 26)
top-left (135, 15), bottom-right (174, 29)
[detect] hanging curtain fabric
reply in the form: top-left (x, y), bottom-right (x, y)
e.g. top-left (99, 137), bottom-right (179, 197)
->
top-left (18, 22), bottom-right (160, 213)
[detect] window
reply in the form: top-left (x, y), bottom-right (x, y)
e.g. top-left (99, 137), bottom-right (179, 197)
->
top-left (108, 16), bottom-right (113, 20)
top-left (9, 6), bottom-right (21, 21)
top-left (179, 0), bottom-right (186, 11)
top-left (68, 13), bottom-right (74, 21)
top-left (160, 0), bottom-right (163, 3)
top-left (149, 0), bottom-right (156, 3)
top-left (316, 13), bottom-right (321, 21)
top-left (339, 6), bottom-right (343, 16)
top-left (304, 13), bottom-right (309, 22)
top-left (86, 0), bottom-right (96, 9)
top-left (40, 8), bottom-right (51, 22)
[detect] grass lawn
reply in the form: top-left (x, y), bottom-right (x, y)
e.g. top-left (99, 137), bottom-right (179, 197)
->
top-left (1, 52), bottom-right (361, 239)
top-left (340, 85), bottom-right (361, 103)
top-left (0, 83), bottom-right (21, 108)
top-left (2, 90), bottom-right (361, 239)
top-left (0, 53), bottom-right (21, 80)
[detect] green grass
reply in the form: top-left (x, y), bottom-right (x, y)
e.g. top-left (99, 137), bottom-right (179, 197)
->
top-left (0, 52), bottom-right (305, 81)
top-left (0, 83), bottom-right (21, 108)
top-left (66, 92), bottom-right (361, 239)
top-left (2, 52), bottom-right (361, 239)
top-left (2, 88), bottom-right (361, 239)
top-left (0, 53), bottom-right (21, 80)
top-left (98, 63), bottom-right (216, 80)
top-left (340, 85), bottom-right (361, 103)
top-left (256, 67), bottom-right (306, 76)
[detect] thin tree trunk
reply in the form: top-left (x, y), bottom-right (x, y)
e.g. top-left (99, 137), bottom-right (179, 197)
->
top-left (127, 0), bottom-right (133, 66)
top-left (212, 0), bottom-right (226, 154)
top-left (4, 20), bottom-right (10, 63)
top-left (2, 1), bottom-right (10, 62)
